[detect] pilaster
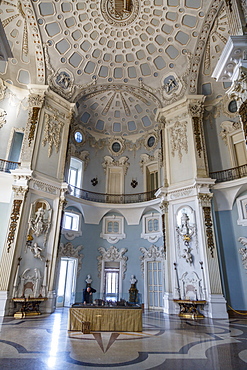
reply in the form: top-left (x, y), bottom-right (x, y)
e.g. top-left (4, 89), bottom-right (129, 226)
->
top-left (156, 95), bottom-right (208, 186)
top-left (156, 179), bottom-right (228, 318)
top-left (20, 85), bottom-right (48, 169)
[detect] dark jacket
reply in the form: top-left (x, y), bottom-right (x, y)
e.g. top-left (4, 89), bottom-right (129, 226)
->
top-left (83, 287), bottom-right (96, 303)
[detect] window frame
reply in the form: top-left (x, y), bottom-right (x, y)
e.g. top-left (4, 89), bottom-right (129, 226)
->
top-left (61, 210), bottom-right (82, 240)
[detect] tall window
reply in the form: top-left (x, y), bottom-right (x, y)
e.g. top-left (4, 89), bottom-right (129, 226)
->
top-left (146, 165), bottom-right (159, 192)
top-left (69, 157), bottom-right (83, 190)
top-left (104, 263), bottom-right (120, 301)
top-left (63, 212), bottom-right (79, 231)
top-left (8, 131), bottom-right (24, 162)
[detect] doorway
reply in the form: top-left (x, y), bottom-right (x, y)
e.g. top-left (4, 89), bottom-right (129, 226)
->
top-left (147, 261), bottom-right (163, 309)
top-left (56, 257), bottom-right (77, 307)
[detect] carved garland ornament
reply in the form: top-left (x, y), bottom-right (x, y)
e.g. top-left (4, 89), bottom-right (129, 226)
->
top-left (170, 121), bottom-right (188, 162)
top-left (28, 107), bottom-right (41, 146)
top-left (42, 113), bottom-right (65, 157)
top-left (27, 94), bottom-right (45, 146)
top-left (7, 199), bottom-right (22, 253)
top-left (0, 108), bottom-right (7, 129)
top-left (102, 156), bottom-right (130, 175)
top-left (58, 242), bottom-right (84, 274)
top-left (139, 244), bottom-right (165, 275)
top-left (203, 206), bottom-right (215, 258)
top-left (189, 102), bottom-right (204, 158)
top-left (238, 237), bottom-right (247, 270)
top-left (97, 246), bottom-right (128, 279)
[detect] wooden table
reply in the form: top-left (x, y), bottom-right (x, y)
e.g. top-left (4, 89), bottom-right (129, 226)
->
top-left (68, 306), bottom-right (142, 332)
top-left (173, 299), bottom-right (206, 318)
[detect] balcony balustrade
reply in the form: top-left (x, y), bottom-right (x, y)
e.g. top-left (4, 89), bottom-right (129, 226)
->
top-left (0, 159), bottom-right (20, 173)
top-left (69, 185), bottom-right (158, 204)
top-left (210, 163), bottom-right (247, 183)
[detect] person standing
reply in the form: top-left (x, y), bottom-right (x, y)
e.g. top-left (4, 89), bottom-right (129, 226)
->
top-left (83, 286), bottom-right (96, 304)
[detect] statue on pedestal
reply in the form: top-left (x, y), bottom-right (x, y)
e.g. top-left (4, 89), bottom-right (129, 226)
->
top-left (129, 275), bottom-right (138, 303)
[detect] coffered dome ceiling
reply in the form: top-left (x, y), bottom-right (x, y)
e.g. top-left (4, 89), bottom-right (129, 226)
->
top-left (0, 0), bottom-right (226, 136)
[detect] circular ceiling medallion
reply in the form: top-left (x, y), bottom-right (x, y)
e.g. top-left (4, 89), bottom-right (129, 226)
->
top-left (101, 0), bottom-right (139, 27)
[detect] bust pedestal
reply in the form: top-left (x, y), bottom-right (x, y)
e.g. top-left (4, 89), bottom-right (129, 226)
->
top-left (129, 284), bottom-right (138, 303)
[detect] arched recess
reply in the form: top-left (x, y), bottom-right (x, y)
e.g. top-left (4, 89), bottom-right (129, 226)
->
top-left (97, 245), bottom-right (128, 301)
top-left (140, 244), bottom-right (165, 310)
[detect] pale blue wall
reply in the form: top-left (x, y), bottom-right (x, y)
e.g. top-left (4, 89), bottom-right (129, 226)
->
top-left (214, 192), bottom-right (247, 310)
top-left (67, 134), bottom-right (161, 194)
top-left (61, 206), bottom-right (163, 303)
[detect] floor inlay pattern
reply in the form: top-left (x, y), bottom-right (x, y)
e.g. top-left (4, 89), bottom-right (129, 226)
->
top-left (0, 308), bottom-right (247, 369)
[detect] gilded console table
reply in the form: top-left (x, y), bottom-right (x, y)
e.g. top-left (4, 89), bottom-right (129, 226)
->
top-left (173, 299), bottom-right (206, 318)
top-left (12, 297), bottom-right (47, 318)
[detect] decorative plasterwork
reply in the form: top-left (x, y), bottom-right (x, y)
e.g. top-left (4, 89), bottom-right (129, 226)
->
top-left (62, 210), bottom-right (82, 240)
top-left (139, 149), bottom-right (162, 172)
top-left (100, 215), bottom-right (126, 243)
top-left (27, 107), bottom-right (41, 146)
top-left (31, 180), bottom-right (59, 195)
top-left (160, 200), bottom-right (169, 214)
top-left (220, 120), bottom-right (242, 143)
top-left (238, 237), bottom-right (247, 271)
top-left (199, 193), bottom-right (213, 207)
top-left (58, 242), bottom-right (84, 274)
top-left (101, 0), bottom-right (139, 27)
top-left (141, 213), bottom-right (162, 243)
top-left (143, 131), bottom-right (159, 152)
top-left (102, 156), bottom-right (130, 175)
top-left (69, 145), bottom-right (90, 171)
top-left (227, 67), bottom-right (247, 107)
top-left (237, 195), bottom-right (247, 226)
top-left (18, 268), bottom-right (42, 298)
top-left (42, 112), bottom-right (65, 157)
top-left (97, 246), bottom-right (128, 279)
top-left (180, 271), bottom-right (203, 300)
top-left (27, 199), bottom-right (52, 246)
top-left (176, 206), bottom-right (197, 254)
top-left (7, 199), bottom-right (22, 253)
top-left (139, 244), bottom-right (165, 275)
top-left (1, 0), bottom-right (45, 84)
top-left (108, 137), bottom-right (126, 157)
top-left (0, 108), bottom-right (7, 129)
top-left (212, 35), bottom-right (247, 83)
top-left (170, 121), bottom-right (188, 162)
top-left (240, 0), bottom-right (247, 24)
top-left (189, 0), bottom-right (222, 93)
top-left (0, 78), bottom-right (6, 100)
top-left (202, 206), bottom-right (215, 258)
top-left (189, 100), bottom-right (205, 159)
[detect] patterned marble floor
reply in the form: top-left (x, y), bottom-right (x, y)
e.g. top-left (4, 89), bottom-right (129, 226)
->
top-left (0, 308), bottom-right (247, 369)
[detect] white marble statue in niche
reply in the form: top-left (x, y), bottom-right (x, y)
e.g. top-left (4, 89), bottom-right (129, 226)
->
top-left (28, 199), bottom-right (52, 245)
